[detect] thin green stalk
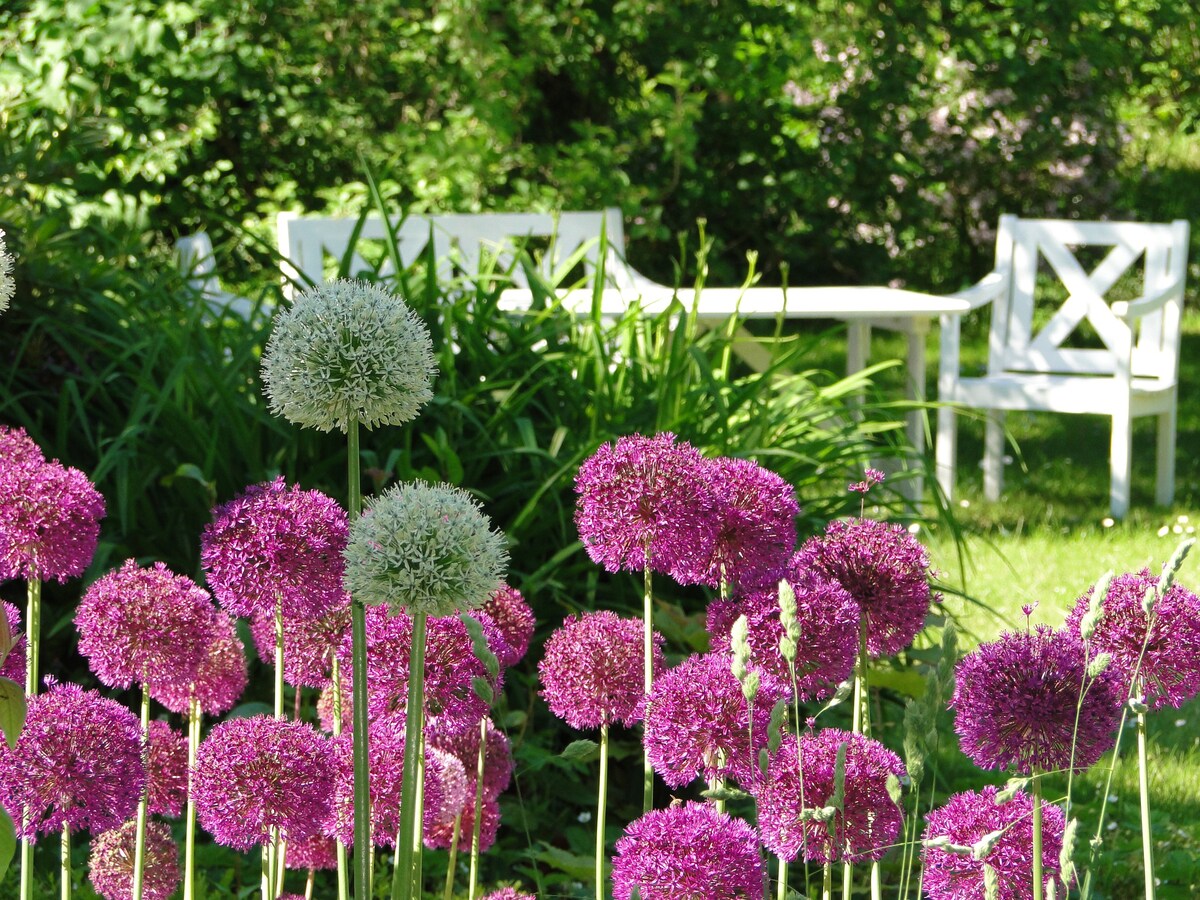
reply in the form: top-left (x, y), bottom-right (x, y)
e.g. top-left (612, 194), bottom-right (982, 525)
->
top-left (20, 576), bottom-right (42, 900)
top-left (60, 822), bottom-right (70, 900)
top-left (413, 744), bottom-right (426, 892)
top-left (271, 595), bottom-right (285, 896)
top-left (262, 845), bottom-right (271, 900)
top-left (348, 418), bottom-right (372, 900)
top-left (330, 656), bottom-right (349, 900)
top-left (1032, 772), bottom-right (1044, 900)
top-left (468, 717), bottom-right (487, 900)
top-left (776, 858), bottom-right (788, 900)
top-left (1137, 711), bottom-right (1156, 900)
top-left (441, 815), bottom-right (462, 900)
top-left (642, 550), bottom-right (654, 813)
top-left (19, 810), bottom-right (32, 900)
top-left (595, 723), bottom-right (609, 900)
top-left (184, 694), bottom-right (201, 900)
top-left (391, 610), bottom-right (428, 900)
top-left (822, 862), bottom-right (832, 900)
top-left (844, 623), bottom-right (870, 899)
top-left (132, 685), bottom-right (150, 900)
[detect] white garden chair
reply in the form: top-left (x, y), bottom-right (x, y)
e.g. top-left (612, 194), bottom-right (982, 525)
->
top-left (175, 232), bottom-right (254, 319)
top-left (935, 215), bottom-right (1190, 518)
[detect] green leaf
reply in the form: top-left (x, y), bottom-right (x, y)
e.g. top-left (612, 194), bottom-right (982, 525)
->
top-left (0, 677), bottom-right (26, 750)
top-left (534, 843), bottom-right (596, 881)
top-left (0, 806), bottom-right (14, 886)
top-left (559, 739), bottom-right (600, 764)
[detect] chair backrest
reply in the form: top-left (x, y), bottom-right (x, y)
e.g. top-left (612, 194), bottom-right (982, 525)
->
top-left (277, 209), bottom-right (631, 298)
top-left (175, 231), bottom-right (223, 298)
top-left (985, 215), bottom-right (1189, 383)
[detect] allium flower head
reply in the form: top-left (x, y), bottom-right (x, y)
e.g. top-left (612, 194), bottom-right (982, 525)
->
top-left (754, 728), bottom-right (905, 864)
top-left (1066, 568), bottom-right (1200, 709)
top-left (0, 228), bottom-right (13, 313)
top-left (285, 833), bottom-right (338, 871)
top-left (0, 600), bottom-right (25, 683)
top-left (89, 819), bottom-right (180, 900)
top-left (327, 714), bottom-right (406, 847)
top-left (193, 715), bottom-right (334, 850)
top-left (708, 565), bottom-right (859, 701)
top-left (424, 746), bottom-right (470, 829)
top-left (539, 610), bottom-right (663, 731)
top-left (922, 785), bottom-right (1065, 900)
top-left (644, 651), bottom-right (780, 788)
top-left (952, 626), bottom-right (1123, 775)
top-left (343, 480), bottom-right (508, 618)
top-left (574, 432), bottom-right (719, 576)
top-left (428, 715), bottom-right (514, 802)
top-left (149, 610), bottom-right (247, 716)
top-left (261, 278), bottom-right (437, 433)
top-left (611, 801), bottom-right (765, 900)
top-left (795, 517), bottom-right (936, 657)
top-left (672, 456), bottom-right (799, 590)
top-left (480, 582), bottom-right (535, 667)
top-left (146, 719), bottom-right (188, 818)
top-left (250, 600), bottom-right (351, 688)
top-left (201, 477), bottom-right (349, 621)
top-left (424, 795), bottom-right (501, 852)
top-left (0, 682), bottom-right (145, 839)
top-left (76, 559), bottom-right (216, 691)
top-left (0, 429), bottom-right (105, 583)
top-left (480, 889), bottom-right (536, 900)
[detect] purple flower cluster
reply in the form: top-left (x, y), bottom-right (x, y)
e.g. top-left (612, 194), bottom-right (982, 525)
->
top-left (0, 600), bottom-right (25, 683)
top-left (249, 601), bottom-right (351, 689)
top-left (644, 651), bottom-right (778, 788)
top-left (89, 819), bottom-right (180, 900)
top-left (795, 517), bottom-right (935, 657)
top-left (0, 682), bottom-right (145, 840)
top-left (1066, 568), bottom-right (1200, 709)
top-left (149, 610), bottom-right (247, 716)
top-left (427, 716), bottom-right (514, 805)
top-left (0, 425), bottom-right (105, 582)
top-left (922, 785), bottom-right (1065, 900)
top-left (480, 582), bottom-right (536, 667)
top-left (327, 714), bottom-right (407, 847)
top-left (952, 626), bottom-right (1123, 775)
top-left (76, 559), bottom-right (217, 691)
top-left (145, 719), bottom-right (189, 818)
top-left (611, 801), bottom-right (765, 900)
top-left (479, 889), bottom-right (536, 900)
top-left (201, 477), bottom-right (349, 621)
top-left (192, 715), bottom-right (334, 850)
top-left (754, 729), bottom-right (906, 864)
top-left (539, 610), bottom-right (663, 731)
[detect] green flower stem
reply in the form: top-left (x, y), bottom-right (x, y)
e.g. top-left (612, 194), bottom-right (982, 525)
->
top-left (391, 610), bottom-right (428, 900)
top-left (468, 717), bottom-right (487, 900)
top-left (844, 623), bottom-right (870, 900)
top-left (132, 684), bottom-right (150, 900)
top-left (60, 822), bottom-right (70, 900)
top-left (261, 845), bottom-right (271, 900)
top-left (642, 552), bottom-right (654, 813)
top-left (330, 654), bottom-right (350, 900)
top-left (1079, 702), bottom-right (1131, 900)
top-left (822, 862), bottom-right (832, 900)
top-left (1137, 710), bottom-right (1156, 900)
top-left (441, 815), bottom-right (462, 900)
top-left (595, 724), bottom-right (610, 900)
top-left (347, 418), bottom-right (372, 900)
top-left (184, 695), bottom-right (201, 900)
top-left (21, 578), bottom-right (41, 900)
top-left (1032, 770), bottom-right (1044, 900)
top-left (20, 809), bottom-right (32, 900)
top-left (776, 858), bottom-right (788, 900)
top-left (270, 596), bottom-right (285, 899)
top-left (413, 745), bottom-right (426, 892)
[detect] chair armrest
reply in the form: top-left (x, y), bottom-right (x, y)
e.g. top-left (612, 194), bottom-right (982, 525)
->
top-left (950, 271), bottom-right (1007, 310)
top-left (1112, 273), bottom-right (1185, 321)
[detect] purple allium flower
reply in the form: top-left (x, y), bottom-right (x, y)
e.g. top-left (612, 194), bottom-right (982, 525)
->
top-left (249, 600), bottom-right (351, 689)
top-left (148, 610), bottom-right (247, 716)
top-left (922, 786), bottom-right (1065, 900)
top-left (952, 626), bottom-right (1123, 775)
top-left (795, 518), bottom-right (936, 657)
top-left (89, 819), bottom-right (180, 900)
top-left (480, 582), bottom-right (535, 667)
top-left (848, 468), bottom-right (886, 494)
top-left (539, 610), bottom-right (663, 731)
top-left (427, 715), bottom-right (514, 802)
top-left (573, 432), bottom-right (719, 576)
top-left (672, 456), bottom-right (799, 590)
top-left (76, 560), bottom-right (217, 692)
top-left (338, 605), bottom-right (500, 725)
top-left (479, 889), bottom-right (536, 900)
top-left (145, 719), bottom-right (188, 818)
top-left (423, 795), bottom-right (501, 852)
top-left (316, 672), bottom-right (352, 734)
top-left (424, 746), bottom-right (470, 829)
top-left (201, 477), bottom-right (350, 621)
top-left (327, 714), bottom-right (406, 848)
top-left (1066, 568), bottom-right (1200, 710)
top-left (708, 566), bottom-right (859, 701)
top-left (754, 729), bottom-right (906, 864)
top-left (0, 599), bottom-right (25, 683)
top-left (611, 801), bottom-right (765, 900)
top-left (644, 651), bottom-right (779, 788)
top-left (284, 832), bottom-right (338, 871)
top-left (192, 715), bottom-right (334, 851)
top-left (0, 682), bottom-right (145, 839)
top-left (0, 429), bottom-right (105, 583)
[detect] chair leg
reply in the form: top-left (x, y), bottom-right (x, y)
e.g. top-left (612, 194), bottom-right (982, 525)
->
top-left (935, 404), bottom-right (957, 503)
top-left (983, 410), bottom-right (1005, 501)
top-left (1156, 404), bottom-right (1177, 507)
top-left (1110, 410), bottom-right (1133, 519)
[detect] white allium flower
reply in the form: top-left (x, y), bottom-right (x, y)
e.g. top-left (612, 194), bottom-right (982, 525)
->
top-left (343, 481), bottom-right (508, 618)
top-left (261, 279), bottom-right (436, 433)
top-left (0, 229), bottom-right (14, 313)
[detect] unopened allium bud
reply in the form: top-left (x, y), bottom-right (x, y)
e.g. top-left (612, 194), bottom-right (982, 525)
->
top-left (1086, 652), bottom-right (1112, 678)
top-left (1158, 537), bottom-right (1195, 597)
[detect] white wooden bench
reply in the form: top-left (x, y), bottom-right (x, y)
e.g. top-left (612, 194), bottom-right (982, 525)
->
top-left (935, 215), bottom-right (1190, 518)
